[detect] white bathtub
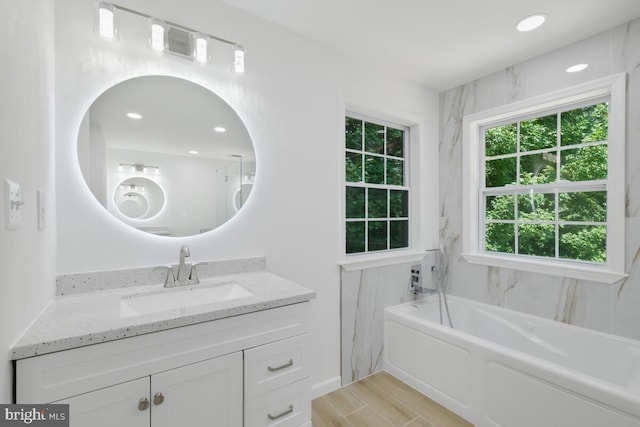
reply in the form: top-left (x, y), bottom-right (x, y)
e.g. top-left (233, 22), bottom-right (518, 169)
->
top-left (383, 294), bottom-right (640, 427)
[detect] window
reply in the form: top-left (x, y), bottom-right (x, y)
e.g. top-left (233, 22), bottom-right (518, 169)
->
top-left (345, 115), bottom-right (409, 255)
top-left (462, 74), bottom-right (626, 283)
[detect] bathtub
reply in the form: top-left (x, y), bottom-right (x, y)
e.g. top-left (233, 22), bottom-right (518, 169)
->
top-left (383, 294), bottom-right (640, 427)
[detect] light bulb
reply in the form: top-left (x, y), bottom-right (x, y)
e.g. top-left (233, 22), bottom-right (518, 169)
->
top-left (195, 34), bottom-right (208, 63)
top-left (233, 45), bottom-right (245, 74)
top-left (150, 20), bottom-right (165, 52)
top-left (98, 3), bottom-right (116, 41)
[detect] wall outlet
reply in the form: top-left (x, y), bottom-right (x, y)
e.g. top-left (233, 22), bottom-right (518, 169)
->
top-left (4, 179), bottom-right (23, 230)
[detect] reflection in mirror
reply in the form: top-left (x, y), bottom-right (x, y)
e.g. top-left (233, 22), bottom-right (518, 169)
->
top-left (114, 177), bottom-right (165, 220)
top-left (77, 76), bottom-right (256, 237)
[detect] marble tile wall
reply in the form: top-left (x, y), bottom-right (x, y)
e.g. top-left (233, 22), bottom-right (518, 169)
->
top-left (340, 252), bottom-right (439, 385)
top-left (439, 19), bottom-right (640, 339)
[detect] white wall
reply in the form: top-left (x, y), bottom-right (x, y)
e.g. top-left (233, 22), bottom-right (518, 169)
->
top-left (54, 0), bottom-right (439, 394)
top-left (0, 0), bottom-right (55, 403)
top-left (439, 19), bottom-right (640, 339)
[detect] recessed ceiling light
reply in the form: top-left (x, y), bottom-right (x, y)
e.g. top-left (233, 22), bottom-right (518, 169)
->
top-left (126, 112), bottom-right (142, 119)
top-left (516, 13), bottom-right (547, 32)
top-left (189, 150), bottom-right (199, 154)
top-left (214, 126), bottom-right (226, 133)
top-left (566, 63), bottom-right (589, 73)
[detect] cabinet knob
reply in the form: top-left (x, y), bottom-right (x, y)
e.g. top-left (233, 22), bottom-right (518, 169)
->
top-left (138, 398), bottom-right (150, 411)
top-left (153, 392), bottom-right (165, 406)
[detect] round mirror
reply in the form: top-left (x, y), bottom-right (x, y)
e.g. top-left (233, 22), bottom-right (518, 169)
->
top-left (77, 76), bottom-right (256, 237)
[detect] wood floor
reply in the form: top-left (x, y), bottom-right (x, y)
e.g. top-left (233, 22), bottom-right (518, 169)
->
top-left (311, 371), bottom-right (473, 427)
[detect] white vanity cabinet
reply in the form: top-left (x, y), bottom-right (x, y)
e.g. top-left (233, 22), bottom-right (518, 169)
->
top-left (16, 302), bottom-right (311, 427)
top-left (56, 353), bottom-right (242, 427)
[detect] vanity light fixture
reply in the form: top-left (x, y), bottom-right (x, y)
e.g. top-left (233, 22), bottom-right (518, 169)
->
top-left (119, 163), bottom-right (160, 175)
top-left (214, 126), bottom-right (226, 133)
top-left (566, 63), bottom-right (589, 73)
top-left (95, 3), bottom-right (245, 73)
top-left (516, 13), bottom-right (547, 32)
top-left (126, 112), bottom-right (142, 119)
top-left (121, 184), bottom-right (145, 192)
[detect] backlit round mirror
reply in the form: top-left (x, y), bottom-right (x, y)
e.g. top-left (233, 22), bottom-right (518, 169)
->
top-left (77, 76), bottom-right (256, 237)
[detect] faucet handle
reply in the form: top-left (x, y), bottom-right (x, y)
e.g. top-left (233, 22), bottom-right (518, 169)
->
top-left (154, 265), bottom-right (176, 287)
top-left (189, 262), bottom-right (209, 283)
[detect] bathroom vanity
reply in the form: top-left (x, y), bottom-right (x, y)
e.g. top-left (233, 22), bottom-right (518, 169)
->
top-left (13, 260), bottom-right (315, 427)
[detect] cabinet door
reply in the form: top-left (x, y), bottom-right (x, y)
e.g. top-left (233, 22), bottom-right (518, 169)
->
top-left (151, 352), bottom-right (243, 427)
top-left (56, 377), bottom-right (150, 427)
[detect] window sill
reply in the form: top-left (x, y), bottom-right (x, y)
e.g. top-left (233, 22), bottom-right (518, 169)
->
top-left (339, 250), bottom-right (427, 272)
top-left (461, 252), bottom-right (627, 284)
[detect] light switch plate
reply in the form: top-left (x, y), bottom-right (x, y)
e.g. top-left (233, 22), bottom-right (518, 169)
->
top-left (4, 179), bottom-right (22, 230)
top-left (37, 190), bottom-right (46, 230)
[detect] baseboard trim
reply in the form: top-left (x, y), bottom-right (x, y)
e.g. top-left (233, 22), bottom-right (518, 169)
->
top-left (311, 376), bottom-right (341, 399)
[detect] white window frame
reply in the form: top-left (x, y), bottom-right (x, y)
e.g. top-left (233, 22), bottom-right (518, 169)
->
top-left (339, 108), bottom-right (430, 271)
top-left (344, 113), bottom-right (411, 253)
top-left (462, 73), bottom-right (627, 283)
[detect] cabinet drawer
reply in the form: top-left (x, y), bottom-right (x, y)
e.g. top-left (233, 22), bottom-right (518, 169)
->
top-left (244, 334), bottom-right (309, 398)
top-left (244, 378), bottom-right (310, 427)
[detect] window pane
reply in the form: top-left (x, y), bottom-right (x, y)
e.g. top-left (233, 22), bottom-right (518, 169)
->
top-left (520, 152), bottom-right (556, 184)
top-left (390, 220), bottom-right (409, 249)
top-left (346, 117), bottom-right (363, 150)
top-left (390, 190), bottom-right (408, 218)
top-left (518, 224), bottom-right (555, 257)
top-left (485, 123), bottom-right (516, 156)
top-left (346, 222), bottom-right (365, 254)
top-left (368, 189), bottom-right (387, 218)
top-left (560, 145), bottom-right (607, 181)
top-left (364, 155), bottom-right (384, 184)
top-left (520, 114), bottom-right (557, 152)
top-left (560, 225), bottom-right (606, 262)
top-left (561, 103), bottom-right (608, 146)
top-left (387, 127), bottom-right (404, 157)
top-left (486, 195), bottom-right (515, 220)
top-left (346, 152), bottom-right (362, 182)
top-left (368, 221), bottom-right (388, 251)
top-left (485, 223), bottom-right (515, 254)
top-left (559, 191), bottom-right (606, 222)
top-left (386, 159), bottom-right (404, 186)
top-left (365, 122), bottom-right (384, 154)
top-left (517, 193), bottom-right (555, 222)
top-left (346, 186), bottom-right (365, 219)
top-left (486, 157), bottom-right (516, 187)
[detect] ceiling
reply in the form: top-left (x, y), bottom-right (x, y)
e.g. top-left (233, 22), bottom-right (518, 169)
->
top-left (218, 0), bottom-right (640, 91)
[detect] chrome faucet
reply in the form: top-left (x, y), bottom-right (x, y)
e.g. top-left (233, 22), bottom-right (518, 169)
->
top-left (176, 245), bottom-right (191, 283)
top-left (156, 246), bottom-right (209, 288)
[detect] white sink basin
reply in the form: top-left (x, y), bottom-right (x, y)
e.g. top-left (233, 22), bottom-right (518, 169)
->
top-left (120, 281), bottom-right (253, 318)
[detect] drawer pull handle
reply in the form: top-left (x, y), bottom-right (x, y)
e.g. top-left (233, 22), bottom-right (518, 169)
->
top-left (138, 398), bottom-right (149, 411)
top-left (267, 359), bottom-right (294, 372)
top-left (267, 404), bottom-right (293, 421)
top-left (153, 392), bottom-right (165, 405)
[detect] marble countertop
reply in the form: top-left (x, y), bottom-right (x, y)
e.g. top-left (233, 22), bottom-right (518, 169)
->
top-left (12, 271), bottom-right (315, 360)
